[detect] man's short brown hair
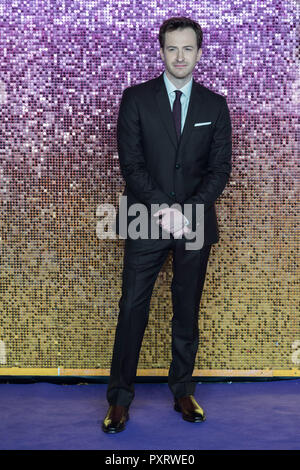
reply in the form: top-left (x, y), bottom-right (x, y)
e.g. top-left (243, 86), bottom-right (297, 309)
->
top-left (159, 17), bottom-right (203, 50)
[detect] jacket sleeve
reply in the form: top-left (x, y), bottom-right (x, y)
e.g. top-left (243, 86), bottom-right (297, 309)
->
top-left (183, 96), bottom-right (232, 222)
top-left (117, 87), bottom-right (174, 209)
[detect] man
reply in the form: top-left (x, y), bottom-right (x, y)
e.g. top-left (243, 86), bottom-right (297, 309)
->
top-left (102, 17), bottom-right (232, 433)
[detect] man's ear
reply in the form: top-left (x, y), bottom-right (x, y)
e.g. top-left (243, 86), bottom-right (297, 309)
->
top-left (197, 48), bottom-right (202, 61)
top-left (159, 47), bottom-right (165, 61)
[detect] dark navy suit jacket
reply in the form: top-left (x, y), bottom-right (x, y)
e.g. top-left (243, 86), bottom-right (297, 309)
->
top-left (115, 72), bottom-right (232, 246)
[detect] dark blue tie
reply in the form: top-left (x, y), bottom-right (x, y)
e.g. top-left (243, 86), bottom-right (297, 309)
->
top-left (173, 90), bottom-right (182, 141)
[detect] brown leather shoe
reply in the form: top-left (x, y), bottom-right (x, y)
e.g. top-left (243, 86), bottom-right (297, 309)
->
top-left (102, 404), bottom-right (129, 433)
top-left (174, 395), bottom-right (206, 422)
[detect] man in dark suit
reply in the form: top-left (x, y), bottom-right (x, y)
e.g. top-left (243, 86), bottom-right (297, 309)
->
top-left (102, 16), bottom-right (232, 433)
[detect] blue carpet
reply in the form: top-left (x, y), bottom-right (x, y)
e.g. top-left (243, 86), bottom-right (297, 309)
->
top-left (0, 379), bottom-right (299, 450)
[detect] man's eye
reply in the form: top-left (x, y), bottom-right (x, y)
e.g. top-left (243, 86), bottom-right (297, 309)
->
top-left (168, 48), bottom-right (192, 52)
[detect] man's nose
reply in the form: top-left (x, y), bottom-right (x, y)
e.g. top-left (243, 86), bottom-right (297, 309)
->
top-left (176, 50), bottom-right (185, 61)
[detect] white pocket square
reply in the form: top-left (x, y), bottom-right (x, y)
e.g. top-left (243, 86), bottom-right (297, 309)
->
top-left (194, 121), bottom-right (212, 127)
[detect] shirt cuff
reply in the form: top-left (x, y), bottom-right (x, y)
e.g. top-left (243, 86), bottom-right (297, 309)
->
top-left (183, 215), bottom-right (190, 226)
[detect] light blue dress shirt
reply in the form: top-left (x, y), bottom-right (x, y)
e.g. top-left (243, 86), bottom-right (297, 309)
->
top-left (163, 71), bottom-right (193, 133)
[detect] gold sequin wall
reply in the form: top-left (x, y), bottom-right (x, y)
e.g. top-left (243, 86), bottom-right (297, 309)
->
top-left (0, 1), bottom-right (299, 376)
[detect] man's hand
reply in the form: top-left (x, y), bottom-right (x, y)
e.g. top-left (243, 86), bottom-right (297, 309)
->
top-left (153, 208), bottom-right (191, 238)
top-left (173, 224), bottom-right (191, 239)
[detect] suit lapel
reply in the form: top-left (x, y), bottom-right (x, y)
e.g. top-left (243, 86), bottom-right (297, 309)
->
top-left (154, 73), bottom-right (204, 151)
top-left (179, 80), bottom-right (203, 151)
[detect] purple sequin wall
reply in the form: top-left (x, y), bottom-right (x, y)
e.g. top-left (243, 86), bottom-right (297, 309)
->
top-left (0, 0), bottom-right (299, 374)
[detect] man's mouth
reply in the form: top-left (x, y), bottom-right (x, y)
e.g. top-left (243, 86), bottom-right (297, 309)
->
top-left (174, 64), bottom-right (186, 67)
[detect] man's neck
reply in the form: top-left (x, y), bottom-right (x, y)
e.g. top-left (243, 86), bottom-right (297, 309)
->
top-left (165, 69), bottom-right (193, 89)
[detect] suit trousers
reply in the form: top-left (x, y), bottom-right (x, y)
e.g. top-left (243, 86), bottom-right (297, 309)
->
top-left (106, 235), bottom-right (212, 408)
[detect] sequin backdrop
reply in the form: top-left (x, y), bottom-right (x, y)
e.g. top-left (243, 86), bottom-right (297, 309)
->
top-left (0, 0), bottom-right (299, 375)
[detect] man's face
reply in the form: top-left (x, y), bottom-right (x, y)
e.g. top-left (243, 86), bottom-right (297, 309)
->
top-left (160, 27), bottom-right (202, 82)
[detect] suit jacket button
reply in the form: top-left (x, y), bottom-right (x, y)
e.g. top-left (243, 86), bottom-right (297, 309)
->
top-left (170, 192), bottom-right (175, 197)
top-left (175, 163), bottom-right (180, 169)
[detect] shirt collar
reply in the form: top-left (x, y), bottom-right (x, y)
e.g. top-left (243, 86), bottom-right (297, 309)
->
top-left (163, 70), bottom-right (193, 97)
